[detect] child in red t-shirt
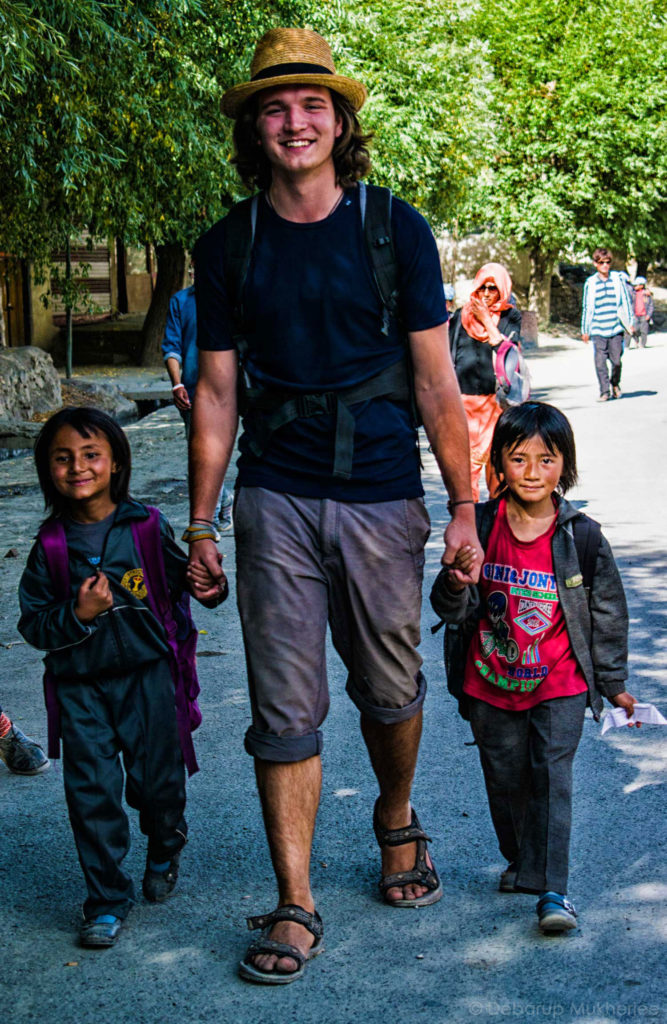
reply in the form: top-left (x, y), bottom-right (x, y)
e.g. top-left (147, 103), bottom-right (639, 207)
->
top-left (431, 402), bottom-right (639, 933)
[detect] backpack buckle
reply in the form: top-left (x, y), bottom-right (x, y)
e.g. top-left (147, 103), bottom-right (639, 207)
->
top-left (296, 393), bottom-right (334, 418)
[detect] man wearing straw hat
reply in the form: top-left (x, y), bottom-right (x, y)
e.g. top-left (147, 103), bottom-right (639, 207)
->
top-left (185, 27), bottom-right (480, 984)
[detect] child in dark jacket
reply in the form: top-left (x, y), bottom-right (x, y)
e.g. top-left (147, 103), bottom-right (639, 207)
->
top-left (431, 402), bottom-right (639, 934)
top-left (18, 408), bottom-right (226, 949)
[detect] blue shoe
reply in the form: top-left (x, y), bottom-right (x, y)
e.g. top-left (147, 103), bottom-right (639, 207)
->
top-left (536, 892), bottom-right (577, 933)
top-left (79, 914), bottom-right (122, 948)
top-left (218, 499), bottom-right (233, 532)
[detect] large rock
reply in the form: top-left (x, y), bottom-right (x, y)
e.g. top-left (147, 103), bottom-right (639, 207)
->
top-left (61, 378), bottom-right (138, 425)
top-left (0, 347), bottom-right (61, 421)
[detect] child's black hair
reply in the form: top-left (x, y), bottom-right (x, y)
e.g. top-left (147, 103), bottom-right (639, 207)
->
top-left (490, 402), bottom-right (578, 495)
top-left (34, 407), bottom-right (132, 517)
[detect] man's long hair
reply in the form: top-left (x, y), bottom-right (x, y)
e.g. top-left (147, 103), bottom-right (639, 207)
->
top-left (232, 90), bottom-right (373, 191)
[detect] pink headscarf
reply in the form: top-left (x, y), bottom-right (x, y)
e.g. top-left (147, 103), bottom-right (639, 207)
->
top-left (460, 263), bottom-right (513, 342)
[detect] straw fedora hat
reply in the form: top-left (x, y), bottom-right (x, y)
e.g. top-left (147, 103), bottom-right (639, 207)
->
top-left (221, 28), bottom-right (367, 118)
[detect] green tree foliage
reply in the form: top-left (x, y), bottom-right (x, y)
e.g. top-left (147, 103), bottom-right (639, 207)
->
top-left (330, 0), bottom-right (495, 233)
top-left (472, 0), bottom-right (667, 319)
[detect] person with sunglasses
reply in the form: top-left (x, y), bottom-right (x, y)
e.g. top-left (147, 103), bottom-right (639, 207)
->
top-left (581, 248), bottom-right (634, 402)
top-left (448, 263), bottom-right (523, 501)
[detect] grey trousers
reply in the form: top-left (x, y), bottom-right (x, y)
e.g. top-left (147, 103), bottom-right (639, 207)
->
top-left (592, 332), bottom-right (623, 395)
top-left (469, 691), bottom-right (587, 895)
top-left (58, 660), bottom-right (187, 920)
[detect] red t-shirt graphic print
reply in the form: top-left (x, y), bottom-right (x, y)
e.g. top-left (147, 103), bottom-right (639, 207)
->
top-left (464, 500), bottom-right (587, 710)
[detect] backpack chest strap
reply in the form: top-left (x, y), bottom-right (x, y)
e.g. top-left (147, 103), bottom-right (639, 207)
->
top-left (244, 358), bottom-right (411, 480)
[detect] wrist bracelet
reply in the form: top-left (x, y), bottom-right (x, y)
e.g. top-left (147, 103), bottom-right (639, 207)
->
top-left (172, 383), bottom-right (186, 391)
top-left (447, 499), bottom-right (475, 515)
top-left (182, 524), bottom-right (220, 544)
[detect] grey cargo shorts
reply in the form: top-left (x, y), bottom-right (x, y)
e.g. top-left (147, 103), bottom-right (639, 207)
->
top-left (234, 487), bottom-right (430, 762)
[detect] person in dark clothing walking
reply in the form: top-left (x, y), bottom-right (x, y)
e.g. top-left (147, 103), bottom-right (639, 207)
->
top-left (18, 408), bottom-right (223, 949)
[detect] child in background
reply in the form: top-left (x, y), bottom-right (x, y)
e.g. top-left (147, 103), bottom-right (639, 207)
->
top-left (431, 402), bottom-right (638, 933)
top-left (18, 408), bottom-right (225, 948)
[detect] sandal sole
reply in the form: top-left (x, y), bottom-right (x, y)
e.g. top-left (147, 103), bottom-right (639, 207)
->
top-left (238, 942), bottom-right (324, 985)
top-left (383, 883), bottom-right (443, 909)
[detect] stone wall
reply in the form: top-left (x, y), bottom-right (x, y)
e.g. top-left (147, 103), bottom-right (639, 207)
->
top-left (0, 347), bottom-right (61, 422)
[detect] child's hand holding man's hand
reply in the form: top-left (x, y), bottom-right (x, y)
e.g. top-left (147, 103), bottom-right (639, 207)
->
top-left (75, 572), bottom-right (113, 624)
top-left (442, 544), bottom-right (477, 593)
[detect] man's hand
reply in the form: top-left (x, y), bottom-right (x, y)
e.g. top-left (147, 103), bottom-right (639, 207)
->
top-left (581, 333), bottom-right (590, 344)
top-left (442, 508), bottom-right (481, 585)
top-left (172, 384), bottom-right (191, 412)
top-left (75, 572), bottom-right (113, 623)
top-left (186, 539), bottom-right (227, 603)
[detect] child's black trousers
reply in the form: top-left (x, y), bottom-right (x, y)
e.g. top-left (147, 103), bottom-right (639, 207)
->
top-left (469, 691), bottom-right (587, 895)
top-left (58, 659), bottom-right (187, 921)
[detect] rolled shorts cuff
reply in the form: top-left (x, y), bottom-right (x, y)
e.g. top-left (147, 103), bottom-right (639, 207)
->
top-left (244, 725), bottom-right (324, 763)
top-left (345, 671), bottom-right (427, 725)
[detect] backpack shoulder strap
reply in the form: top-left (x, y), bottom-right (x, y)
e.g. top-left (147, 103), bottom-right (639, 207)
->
top-left (222, 194), bottom-right (260, 356)
top-left (131, 506), bottom-right (171, 623)
top-left (359, 181), bottom-right (399, 335)
top-left (37, 519), bottom-right (71, 761)
top-left (571, 514), bottom-right (601, 590)
top-left (475, 498), bottom-right (499, 550)
top-left (449, 312), bottom-right (463, 365)
top-left (38, 519), bottom-right (70, 600)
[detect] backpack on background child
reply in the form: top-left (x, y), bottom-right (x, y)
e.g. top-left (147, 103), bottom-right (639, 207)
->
top-left (18, 407), bottom-right (226, 950)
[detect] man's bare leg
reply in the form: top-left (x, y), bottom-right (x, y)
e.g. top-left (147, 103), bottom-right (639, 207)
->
top-left (361, 711), bottom-right (432, 902)
top-left (250, 755), bottom-right (321, 974)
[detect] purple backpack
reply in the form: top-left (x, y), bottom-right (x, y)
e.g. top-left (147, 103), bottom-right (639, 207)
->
top-left (39, 506), bottom-right (201, 776)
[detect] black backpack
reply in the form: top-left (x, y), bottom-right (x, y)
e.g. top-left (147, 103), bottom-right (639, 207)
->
top-left (431, 503), bottom-right (601, 720)
top-left (222, 183), bottom-right (419, 480)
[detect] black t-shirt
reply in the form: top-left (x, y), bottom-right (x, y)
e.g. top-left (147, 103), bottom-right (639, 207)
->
top-left (195, 187), bottom-right (447, 502)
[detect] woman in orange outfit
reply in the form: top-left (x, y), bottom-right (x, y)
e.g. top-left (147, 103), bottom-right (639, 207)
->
top-left (449, 263), bottom-right (522, 501)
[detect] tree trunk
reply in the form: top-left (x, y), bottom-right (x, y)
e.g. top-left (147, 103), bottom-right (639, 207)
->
top-left (527, 248), bottom-right (555, 325)
top-left (139, 242), bottom-right (186, 366)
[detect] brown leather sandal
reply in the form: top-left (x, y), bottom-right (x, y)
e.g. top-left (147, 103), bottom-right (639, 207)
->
top-left (373, 799), bottom-right (443, 908)
top-left (238, 904), bottom-right (324, 985)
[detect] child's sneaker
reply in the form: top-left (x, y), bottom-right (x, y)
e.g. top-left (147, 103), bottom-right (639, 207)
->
top-left (0, 724), bottom-right (49, 775)
top-left (499, 862), bottom-right (517, 892)
top-left (218, 497), bottom-right (233, 532)
top-left (142, 850), bottom-right (181, 902)
top-left (536, 892), bottom-right (578, 933)
top-left (79, 915), bottom-right (122, 948)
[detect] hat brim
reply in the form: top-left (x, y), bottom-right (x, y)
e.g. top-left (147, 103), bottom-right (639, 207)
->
top-left (221, 73), bottom-right (367, 117)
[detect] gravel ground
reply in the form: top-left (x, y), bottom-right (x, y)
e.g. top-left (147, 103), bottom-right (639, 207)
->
top-left (1, 331), bottom-right (665, 1024)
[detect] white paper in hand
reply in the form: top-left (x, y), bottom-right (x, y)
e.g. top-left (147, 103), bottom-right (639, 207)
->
top-left (600, 702), bottom-right (667, 736)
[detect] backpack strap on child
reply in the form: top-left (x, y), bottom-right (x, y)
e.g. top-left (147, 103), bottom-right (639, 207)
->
top-left (38, 519), bottom-right (70, 761)
top-left (571, 514), bottom-right (601, 593)
top-left (131, 507), bottom-right (201, 777)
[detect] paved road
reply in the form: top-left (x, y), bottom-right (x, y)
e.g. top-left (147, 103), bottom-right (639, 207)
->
top-left (1, 331), bottom-right (665, 1024)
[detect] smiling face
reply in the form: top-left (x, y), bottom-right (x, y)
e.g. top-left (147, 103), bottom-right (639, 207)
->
top-left (49, 424), bottom-right (118, 520)
top-left (255, 84), bottom-right (342, 182)
top-left (500, 434), bottom-right (564, 515)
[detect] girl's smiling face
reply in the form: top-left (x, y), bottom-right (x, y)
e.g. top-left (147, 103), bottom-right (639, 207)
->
top-left (49, 425), bottom-right (118, 518)
top-left (500, 434), bottom-right (564, 512)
